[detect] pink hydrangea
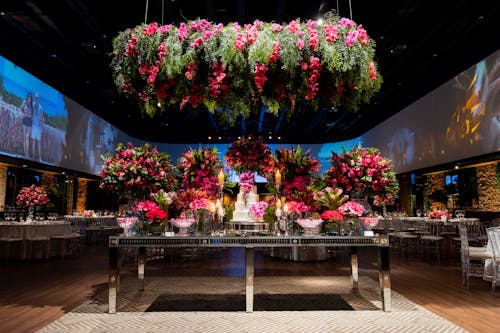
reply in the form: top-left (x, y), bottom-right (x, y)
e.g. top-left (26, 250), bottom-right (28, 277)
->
top-left (338, 201), bottom-right (365, 217)
top-left (249, 201), bottom-right (268, 220)
top-left (286, 201), bottom-right (309, 214)
top-left (190, 198), bottom-right (211, 211)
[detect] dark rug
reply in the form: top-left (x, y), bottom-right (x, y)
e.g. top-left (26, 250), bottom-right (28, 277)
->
top-left (145, 293), bottom-right (354, 312)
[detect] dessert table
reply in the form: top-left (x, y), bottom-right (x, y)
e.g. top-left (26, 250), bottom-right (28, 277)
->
top-left (108, 235), bottom-right (391, 313)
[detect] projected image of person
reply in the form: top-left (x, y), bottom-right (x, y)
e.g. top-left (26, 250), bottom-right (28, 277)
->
top-left (20, 92), bottom-right (33, 158)
top-left (387, 128), bottom-right (415, 170)
top-left (31, 93), bottom-right (43, 162)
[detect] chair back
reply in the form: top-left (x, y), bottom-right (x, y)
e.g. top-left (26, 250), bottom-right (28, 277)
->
top-left (486, 227), bottom-right (500, 259)
top-left (458, 223), bottom-right (469, 255)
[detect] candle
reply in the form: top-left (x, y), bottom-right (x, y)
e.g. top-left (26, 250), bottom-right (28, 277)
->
top-left (218, 169), bottom-right (225, 186)
top-left (209, 202), bottom-right (216, 213)
top-left (215, 199), bottom-right (222, 209)
top-left (283, 203), bottom-right (289, 214)
top-left (275, 207), bottom-right (282, 217)
top-left (217, 207), bottom-right (225, 217)
top-left (275, 169), bottom-right (281, 186)
top-left (276, 199), bottom-right (282, 209)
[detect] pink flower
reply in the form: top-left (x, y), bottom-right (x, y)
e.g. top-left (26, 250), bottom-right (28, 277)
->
top-left (254, 63), bottom-right (268, 91)
top-left (271, 23), bottom-right (283, 32)
top-left (234, 32), bottom-right (246, 50)
top-left (143, 22), bottom-right (158, 36)
top-left (338, 201), bottom-right (365, 217)
top-left (239, 171), bottom-right (255, 193)
top-left (287, 201), bottom-right (309, 214)
top-left (249, 201), bottom-right (268, 220)
top-left (178, 22), bottom-right (188, 41)
top-left (324, 24), bottom-right (338, 42)
top-left (321, 210), bottom-right (343, 221)
top-left (296, 38), bottom-right (304, 50)
top-left (134, 200), bottom-right (158, 212)
top-left (338, 18), bottom-right (354, 28)
top-left (357, 25), bottom-right (369, 46)
top-left (287, 19), bottom-right (300, 33)
top-left (268, 41), bottom-right (280, 63)
top-left (190, 198), bottom-right (211, 211)
top-left (145, 207), bottom-right (167, 222)
top-left (345, 30), bottom-right (359, 47)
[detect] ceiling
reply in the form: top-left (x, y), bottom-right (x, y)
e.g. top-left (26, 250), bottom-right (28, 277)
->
top-left (0, 0), bottom-right (499, 144)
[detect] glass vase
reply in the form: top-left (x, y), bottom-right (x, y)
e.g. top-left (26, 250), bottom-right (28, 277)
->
top-left (27, 206), bottom-right (35, 222)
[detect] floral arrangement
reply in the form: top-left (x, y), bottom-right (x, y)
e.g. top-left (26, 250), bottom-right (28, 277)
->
top-left (133, 199), bottom-right (167, 224)
top-left (274, 146), bottom-right (320, 204)
top-left (249, 201), bottom-right (269, 220)
top-left (82, 210), bottom-right (96, 217)
top-left (16, 185), bottom-right (49, 207)
top-left (175, 188), bottom-right (208, 211)
top-left (313, 187), bottom-right (348, 210)
top-left (338, 201), bottom-right (365, 217)
top-left (189, 198), bottom-right (212, 211)
top-left (111, 13), bottom-right (381, 124)
top-left (239, 171), bottom-right (255, 193)
top-left (429, 210), bottom-right (451, 220)
top-left (286, 200), bottom-right (310, 215)
top-left (320, 209), bottom-right (343, 221)
top-left (327, 146), bottom-right (399, 206)
top-left (177, 146), bottom-right (222, 198)
top-left (99, 143), bottom-right (177, 200)
top-left (150, 190), bottom-right (177, 211)
top-left (145, 207), bottom-right (168, 222)
top-left (224, 137), bottom-right (274, 174)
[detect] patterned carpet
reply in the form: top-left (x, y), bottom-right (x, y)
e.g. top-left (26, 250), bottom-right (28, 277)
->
top-left (37, 274), bottom-right (467, 333)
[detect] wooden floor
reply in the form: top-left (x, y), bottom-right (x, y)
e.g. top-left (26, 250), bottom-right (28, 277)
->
top-left (0, 244), bottom-right (498, 333)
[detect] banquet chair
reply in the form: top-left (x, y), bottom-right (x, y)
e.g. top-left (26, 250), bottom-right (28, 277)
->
top-left (419, 222), bottom-right (444, 263)
top-left (25, 236), bottom-right (51, 261)
top-left (51, 233), bottom-right (82, 259)
top-left (486, 227), bottom-right (500, 293)
top-left (0, 225), bottom-right (23, 262)
top-left (458, 223), bottom-right (491, 289)
top-left (391, 219), bottom-right (419, 258)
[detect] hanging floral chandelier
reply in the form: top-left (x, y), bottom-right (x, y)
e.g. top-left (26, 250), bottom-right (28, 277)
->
top-left (111, 12), bottom-right (382, 124)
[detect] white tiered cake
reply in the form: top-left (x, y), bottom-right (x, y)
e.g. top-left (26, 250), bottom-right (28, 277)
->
top-left (231, 186), bottom-right (259, 222)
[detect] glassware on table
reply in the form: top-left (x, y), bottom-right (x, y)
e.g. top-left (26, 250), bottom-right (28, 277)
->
top-left (169, 218), bottom-right (196, 236)
top-left (116, 217), bottom-right (138, 236)
top-left (416, 209), bottom-right (422, 217)
top-left (296, 218), bottom-right (323, 236)
top-left (35, 212), bottom-right (45, 221)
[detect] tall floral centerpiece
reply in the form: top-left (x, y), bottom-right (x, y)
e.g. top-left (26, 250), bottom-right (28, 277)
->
top-left (111, 13), bottom-right (381, 124)
top-left (177, 146), bottom-right (223, 199)
top-left (99, 143), bottom-right (177, 208)
top-left (225, 136), bottom-right (274, 195)
top-left (327, 146), bottom-right (399, 212)
top-left (274, 146), bottom-right (320, 205)
top-left (16, 185), bottom-right (49, 222)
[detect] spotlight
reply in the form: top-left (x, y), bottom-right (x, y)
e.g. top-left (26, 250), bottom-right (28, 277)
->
top-left (208, 136), bottom-right (212, 140)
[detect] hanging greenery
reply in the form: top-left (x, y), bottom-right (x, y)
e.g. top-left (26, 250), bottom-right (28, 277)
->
top-left (111, 12), bottom-right (382, 124)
